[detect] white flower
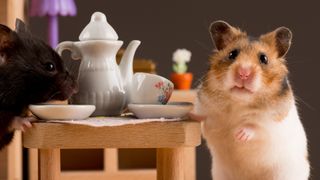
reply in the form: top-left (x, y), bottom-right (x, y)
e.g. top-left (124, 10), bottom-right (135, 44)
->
top-left (172, 49), bottom-right (191, 64)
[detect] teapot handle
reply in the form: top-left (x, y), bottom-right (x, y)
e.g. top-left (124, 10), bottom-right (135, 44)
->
top-left (55, 41), bottom-right (82, 60)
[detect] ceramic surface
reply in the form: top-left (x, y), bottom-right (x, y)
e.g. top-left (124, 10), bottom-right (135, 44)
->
top-left (56, 12), bottom-right (141, 116)
top-left (130, 73), bottom-right (174, 104)
top-left (128, 102), bottom-right (193, 119)
top-left (79, 12), bottom-right (119, 41)
top-left (29, 105), bottom-right (96, 120)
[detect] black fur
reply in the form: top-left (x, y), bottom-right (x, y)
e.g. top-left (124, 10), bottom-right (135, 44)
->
top-left (279, 76), bottom-right (290, 96)
top-left (0, 19), bottom-right (77, 150)
top-left (248, 36), bottom-right (259, 42)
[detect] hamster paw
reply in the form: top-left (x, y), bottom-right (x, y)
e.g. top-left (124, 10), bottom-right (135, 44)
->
top-left (235, 127), bottom-right (254, 142)
top-left (188, 112), bottom-right (207, 122)
top-left (11, 116), bottom-right (36, 132)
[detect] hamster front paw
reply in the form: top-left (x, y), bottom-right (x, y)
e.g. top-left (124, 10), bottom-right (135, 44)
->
top-left (11, 116), bottom-right (36, 132)
top-left (188, 112), bottom-right (207, 121)
top-left (235, 127), bottom-right (255, 142)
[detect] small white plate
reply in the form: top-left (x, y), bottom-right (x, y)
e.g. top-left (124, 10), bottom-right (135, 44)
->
top-left (29, 104), bottom-right (96, 120)
top-left (128, 102), bottom-right (193, 119)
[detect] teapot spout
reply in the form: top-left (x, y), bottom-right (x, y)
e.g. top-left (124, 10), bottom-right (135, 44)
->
top-left (119, 40), bottom-right (141, 89)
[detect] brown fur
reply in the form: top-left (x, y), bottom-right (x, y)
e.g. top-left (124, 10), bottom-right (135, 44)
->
top-left (195, 21), bottom-right (309, 180)
top-left (201, 23), bottom-right (293, 121)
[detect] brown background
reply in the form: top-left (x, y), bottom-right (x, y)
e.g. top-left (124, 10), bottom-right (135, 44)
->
top-left (29, 0), bottom-right (320, 179)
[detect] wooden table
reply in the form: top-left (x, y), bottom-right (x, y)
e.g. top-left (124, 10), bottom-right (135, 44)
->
top-left (0, 1), bottom-right (24, 179)
top-left (23, 120), bottom-right (201, 180)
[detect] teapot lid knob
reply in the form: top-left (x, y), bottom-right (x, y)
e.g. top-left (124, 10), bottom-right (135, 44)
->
top-left (79, 11), bottom-right (119, 41)
top-left (91, 12), bottom-right (107, 22)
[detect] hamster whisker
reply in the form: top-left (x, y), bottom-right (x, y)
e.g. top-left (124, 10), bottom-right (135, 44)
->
top-left (67, 61), bottom-right (80, 78)
top-left (47, 91), bottom-right (62, 101)
top-left (194, 74), bottom-right (207, 87)
top-left (194, 40), bottom-right (212, 53)
top-left (295, 95), bottom-right (316, 111)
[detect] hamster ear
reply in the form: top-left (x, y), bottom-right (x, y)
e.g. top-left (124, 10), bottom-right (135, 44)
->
top-left (209, 21), bottom-right (244, 50)
top-left (0, 53), bottom-right (6, 66)
top-left (260, 27), bottom-right (292, 58)
top-left (0, 24), bottom-right (14, 65)
top-left (274, 27), bottom-right (292, 57)
top-left (0, 24), bottom-right (13, 49)
top-left (15, 18), bottom-right (30, 35)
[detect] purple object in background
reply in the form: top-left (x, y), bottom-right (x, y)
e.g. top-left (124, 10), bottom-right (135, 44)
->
top-left (30, 0), bottom-right (77, 48)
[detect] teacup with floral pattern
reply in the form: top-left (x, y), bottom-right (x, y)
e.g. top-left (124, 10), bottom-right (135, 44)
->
top-left (130, 73), bottom-right (174, 104)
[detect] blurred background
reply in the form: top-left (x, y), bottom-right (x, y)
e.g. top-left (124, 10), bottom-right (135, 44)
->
top-left (25, 0), bottom-right (320, 179)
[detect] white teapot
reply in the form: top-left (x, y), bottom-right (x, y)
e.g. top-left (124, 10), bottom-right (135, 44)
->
top-left (56, 12), bottom-right (140, 116)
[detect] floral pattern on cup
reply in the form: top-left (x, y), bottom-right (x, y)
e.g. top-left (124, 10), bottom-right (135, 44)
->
top-left (155, 81), bottom-right (174, 104)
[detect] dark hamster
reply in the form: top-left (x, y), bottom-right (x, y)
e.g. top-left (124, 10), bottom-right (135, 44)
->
top-left (0, 19), bottom-right (77, 149)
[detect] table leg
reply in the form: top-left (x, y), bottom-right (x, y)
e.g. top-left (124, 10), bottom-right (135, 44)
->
top-left (184, 147), bottom-right (196, 180)
top-left (157, 148), bottom-right (185, 180)
top-left (38, 149), bottom-right (60, 180)
top-left (29, 148), bottom-right (38, 180)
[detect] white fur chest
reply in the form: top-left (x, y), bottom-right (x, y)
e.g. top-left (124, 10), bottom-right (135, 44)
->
top-left (199, 97), bottom-right (309, 180)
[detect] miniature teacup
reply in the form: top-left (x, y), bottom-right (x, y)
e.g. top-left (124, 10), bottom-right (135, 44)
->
top-left (130, 73), bottom-right (174, 104)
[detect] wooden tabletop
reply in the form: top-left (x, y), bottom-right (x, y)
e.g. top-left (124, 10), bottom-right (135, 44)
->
top-left (23, 120), bottom-right (201, 149)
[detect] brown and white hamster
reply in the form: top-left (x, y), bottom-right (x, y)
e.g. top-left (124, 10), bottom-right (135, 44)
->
top-left (193, 21), bottom-right (310, 180)
top-left (0, 19), bottom-right (77, 149)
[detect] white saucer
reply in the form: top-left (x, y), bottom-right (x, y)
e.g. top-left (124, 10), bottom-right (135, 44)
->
top-left (128, 102), bottom-right (193, 119)
top-left (29, 104), bottom-right (96, 120)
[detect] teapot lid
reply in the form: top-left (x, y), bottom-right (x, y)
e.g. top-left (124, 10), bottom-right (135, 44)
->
top-left (79, 12), bottom-right (119, 41)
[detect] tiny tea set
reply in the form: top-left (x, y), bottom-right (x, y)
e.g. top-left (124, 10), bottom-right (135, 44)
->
top-left (30, 12), bottom-right (193, 120)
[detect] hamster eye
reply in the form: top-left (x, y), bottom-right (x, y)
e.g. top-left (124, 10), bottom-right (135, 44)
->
top-left (44, 62), bottom-right (55, 71)
top-left (228, 49), bottom-right (239, 60)
top-left (259, 53), bottom-right (268, 65)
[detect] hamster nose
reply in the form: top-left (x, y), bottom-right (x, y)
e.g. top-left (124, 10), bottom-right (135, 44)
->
top-left (237, 67), bottom-right (252, 80)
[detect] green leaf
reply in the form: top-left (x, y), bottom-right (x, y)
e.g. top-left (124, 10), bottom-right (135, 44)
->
top-left (173, 63), bottom-right (188, 73)
top-left (173, 64), bottom-right (179, 73)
